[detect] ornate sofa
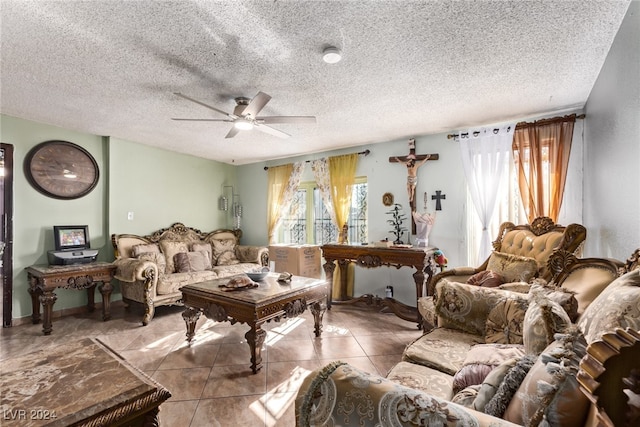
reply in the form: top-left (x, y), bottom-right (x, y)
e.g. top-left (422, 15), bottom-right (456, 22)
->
top-left (296, 249), bottom-right (640, 427)
top-left (427, 217), bottom-right (587, 296)
top-left (112, 222), bottom-right (269, 325)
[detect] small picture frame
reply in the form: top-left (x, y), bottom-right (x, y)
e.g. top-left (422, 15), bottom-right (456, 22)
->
top-left (382, 192), bottom-right (394, 206)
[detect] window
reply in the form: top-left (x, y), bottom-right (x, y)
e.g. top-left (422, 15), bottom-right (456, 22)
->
top-left (276, 178), bottom-right (367, 244)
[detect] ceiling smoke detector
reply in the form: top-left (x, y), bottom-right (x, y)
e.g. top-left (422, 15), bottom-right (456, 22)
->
top-left (323, 47), bottom-right (342, 64)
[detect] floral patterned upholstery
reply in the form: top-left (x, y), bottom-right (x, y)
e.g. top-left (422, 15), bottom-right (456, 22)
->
top-left (112, 223), bottom-right (269, 325)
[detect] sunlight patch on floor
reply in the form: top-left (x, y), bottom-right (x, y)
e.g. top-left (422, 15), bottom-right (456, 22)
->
top-left (265, 317), bottom-right (306, 347)
top-left (250, 365), bottom-right (312, 426)
top-left (323, 323), bottom-right (349, 335)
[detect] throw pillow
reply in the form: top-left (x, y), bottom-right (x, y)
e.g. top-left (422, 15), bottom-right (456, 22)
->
top-left (131, 243), bottom-right (160, 257)
top-left (452, 344), bottom-right (525, 395)
top-left (485, 297), bottom-right (528, 344)
top-left (467, 270), bottom-right (504, 287)
top-left (174, 250), bottom-right (212, 273)
top-left (212, 239), bottom-right (239, 265)
top-left (503, 325), bottom-right (589, 427)
top-left (159, 240), bottom-right (189, 274)
top-left (483, 354), bottom-right (537, 418)
top-left (578, 269), bottom-right (640, 344)
top-left (191, 242), bottom-right (212, 263)
top-left (487, 251), bottom-right (539, 283)
top-left (137, 252), bottom-right (167, 275)
top-left (523, 289), bottom-right (572, 355)
top-left (472, 357), bottom-right (519, 413)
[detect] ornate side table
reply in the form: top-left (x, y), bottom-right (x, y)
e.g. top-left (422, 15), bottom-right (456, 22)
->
top-left (26, 262), bottom-right (116, 335)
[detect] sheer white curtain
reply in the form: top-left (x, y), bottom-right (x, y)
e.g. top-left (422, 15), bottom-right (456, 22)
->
top-left (459, 125), bottom-right (515, 262)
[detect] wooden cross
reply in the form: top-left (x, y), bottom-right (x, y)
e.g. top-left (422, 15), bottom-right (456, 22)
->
top-left (389, 139), bottom-right (439, 233)
top-left (432, 190), bottom-right (446, 211)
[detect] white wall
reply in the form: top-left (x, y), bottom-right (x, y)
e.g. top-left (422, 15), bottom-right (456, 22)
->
top-left (583, 0), bottom-right (640, 259)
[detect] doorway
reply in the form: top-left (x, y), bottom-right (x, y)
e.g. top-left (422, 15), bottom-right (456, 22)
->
top-left (1, 143), bottom-right (14, 327)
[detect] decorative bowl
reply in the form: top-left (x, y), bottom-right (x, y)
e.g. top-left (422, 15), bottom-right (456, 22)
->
top-left (245, 271), bottom-right (269, 281)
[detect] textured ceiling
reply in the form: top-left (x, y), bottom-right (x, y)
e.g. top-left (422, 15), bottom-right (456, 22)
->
top-left (0, 1), bottom-right (630, 165)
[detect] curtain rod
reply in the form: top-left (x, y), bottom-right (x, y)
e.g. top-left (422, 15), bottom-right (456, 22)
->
top-left (263, 149), bottom-right (370, 170)
top-left (446, 114), bottom-right (585, 140)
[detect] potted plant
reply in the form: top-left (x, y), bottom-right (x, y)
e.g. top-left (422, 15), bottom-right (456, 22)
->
top-left (386, 203), bottom-right (408, 244)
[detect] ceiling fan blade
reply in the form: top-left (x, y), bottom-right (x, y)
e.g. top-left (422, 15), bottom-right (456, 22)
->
top-left (171, 118), bottom-right (233, 122)
top-left (254, 123), bottom-right (290, 138)
top-left (241, 92), bottom-right (271, 118)
top-left (174, 92), bottom-right (238, 119)
top-left (257, 116), bottom-right (317, 124)
top-left (225, 126), bottom-right (241, 139)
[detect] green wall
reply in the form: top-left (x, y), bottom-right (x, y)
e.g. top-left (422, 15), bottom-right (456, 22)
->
top-left (1, 115), bottom-right (234, 320)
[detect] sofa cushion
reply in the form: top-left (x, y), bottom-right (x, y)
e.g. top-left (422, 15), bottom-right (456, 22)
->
top-left (467, 270), bottom-right (504, 287)
top-left (132, 243), bottom-right (160, 257)
top-left (487, 251), bottom-right (539, 283)
top-left (156, 270), bottom-right (218, 295)
top-left (386, 361), bottom-right (454, 400)
top-left (452, 344), bottom-right (525, 395)
top-left (137, 252), bottom-right (167, 275)
top-left (159, 240), bottom-right (189, 274)
top-left (577, 269), bottom-right (640, 344)
top-left (503, 326), bottom-right (589, 427)
top-left (435, 280), bottom-right (524, 336)
top-left (472, 357), bottom-right (519, 413)
top-left (212, 239), bottom-right (240, 265)
top-left (402, 327), bottom-right (484, 375)
top-left (174, 251), bottom-right (212, 273)
top-left (485, 297), bottom-right (528, 344)
top-left (523, 290), bottom-right (572, 355)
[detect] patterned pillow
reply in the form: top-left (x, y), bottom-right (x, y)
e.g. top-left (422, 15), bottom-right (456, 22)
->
top-left (578, 269), bottom-right (640, 344)
top-left (212, 239), bottom-right (239, 265)
top-left (467, 270), bottom-right (504, 287)
top-left (472, 357), bottom-right (519, 413)
top-left (159, 240), bottom-right (189, 274)
top-left (487, 251), bottom-right (539, 283)
top-left (452, 344), bottom-right (525, 395)
top-left (191, 243), bottom-right (212, 263)
top-left (523, 292), bottom-right (571, 356)
top-left (131, 243), bottom-right (160, 257)
top-left (485, 297), bottom-right (528, 344)
top-left (484, 354), bottom-right (537, 418)
top-left (174, 251), bottom-right (211, 272)
top-left (137, 252), bottom-right (167, 275)
top-left (503, 326), bottom-right (589, 427)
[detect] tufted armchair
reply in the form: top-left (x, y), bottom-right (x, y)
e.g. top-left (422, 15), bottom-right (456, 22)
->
top-left (426, 217), bottom-right (586, 296)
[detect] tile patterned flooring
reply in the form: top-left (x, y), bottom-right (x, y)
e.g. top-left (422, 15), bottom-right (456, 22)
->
top-left (0, 302), bottom-right (423, 426)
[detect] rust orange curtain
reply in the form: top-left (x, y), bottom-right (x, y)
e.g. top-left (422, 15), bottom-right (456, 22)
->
top-left (512, 114), bottom-right (576, 222)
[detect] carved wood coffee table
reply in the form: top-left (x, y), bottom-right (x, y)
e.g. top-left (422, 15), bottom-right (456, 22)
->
top-left (181, 274), bottom-right (328, 374)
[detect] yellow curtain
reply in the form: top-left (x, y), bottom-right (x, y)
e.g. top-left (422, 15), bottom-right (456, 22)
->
top-left (267, 164), bottom-right (293, 243)
top-left (513, 115), bottom-right (575, 222)
top-left (328, 153), bottom-right (358, 298)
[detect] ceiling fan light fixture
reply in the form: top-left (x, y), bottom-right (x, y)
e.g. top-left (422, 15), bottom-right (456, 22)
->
top-left (323, 47), bottom-right (342, 64)
top-left (234, 120), bottom-right (254, 131)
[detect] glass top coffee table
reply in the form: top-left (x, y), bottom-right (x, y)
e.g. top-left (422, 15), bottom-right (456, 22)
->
top-left (181, 273), bottom-right (329, 374)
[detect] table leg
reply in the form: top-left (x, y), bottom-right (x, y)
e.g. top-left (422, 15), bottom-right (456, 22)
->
top-left (40, 290), bottom-right (57, 335)
top-left (87, 284), bottom-right (97, 313)
top-left (245, 323), bottom-right (266, 374)
top-left (27, 282), bottom-right (42, 324)
top-left (99, 280), bottom-right (113, 321)
top-left (412, 269), bottom-right (425, 327)
top-left (310, 301), bottom-right (326, 337)
top-left (182, 307), bottom-right (201, 345)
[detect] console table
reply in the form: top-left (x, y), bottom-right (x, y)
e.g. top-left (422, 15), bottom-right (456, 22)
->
top-left (26, 262), bottom-right (116, 335)
top-left (321, 244), bottom-right (439, 327)
top-left (1, 338), bottom-right (171, 426)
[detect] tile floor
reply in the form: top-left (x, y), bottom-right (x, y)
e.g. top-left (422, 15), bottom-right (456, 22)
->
top-left (1, 302), bottom-right (423, 426)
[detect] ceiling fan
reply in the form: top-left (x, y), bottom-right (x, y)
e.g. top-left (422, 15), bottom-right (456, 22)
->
top-left (172, 91), bottom-right (316, 139)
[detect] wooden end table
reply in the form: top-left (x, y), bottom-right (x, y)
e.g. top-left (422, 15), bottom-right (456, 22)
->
top-left (26, 262), bottom-right (116, 335)
top-left (0, 338), bottom-right (171, 426)
top-left (181, 274), bottom-right (328, 374)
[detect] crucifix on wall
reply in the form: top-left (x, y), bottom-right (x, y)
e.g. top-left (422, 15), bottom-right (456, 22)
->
top-left (389, 139), bottom-right (438, 234)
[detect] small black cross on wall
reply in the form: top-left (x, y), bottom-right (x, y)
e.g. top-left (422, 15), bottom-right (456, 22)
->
top-left (432, 190), bottom-right (446, 211)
